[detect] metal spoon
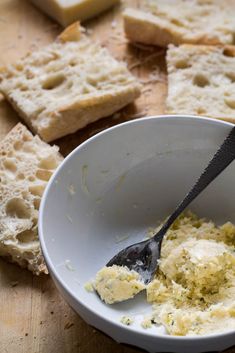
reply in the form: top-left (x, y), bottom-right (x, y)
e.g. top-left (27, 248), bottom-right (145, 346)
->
top-left (106, 126), bottom-right (235, 284)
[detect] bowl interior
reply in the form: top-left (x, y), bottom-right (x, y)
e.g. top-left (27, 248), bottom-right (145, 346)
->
top-left (40, 116), bottom-right (235, 336)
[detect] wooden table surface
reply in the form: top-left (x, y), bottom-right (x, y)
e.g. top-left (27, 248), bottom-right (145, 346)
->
top-left (0, 1), bottom-right (234, 352)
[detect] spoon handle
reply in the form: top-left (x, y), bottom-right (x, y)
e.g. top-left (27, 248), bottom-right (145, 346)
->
top-left (154, 126), bottom-right (235, 241)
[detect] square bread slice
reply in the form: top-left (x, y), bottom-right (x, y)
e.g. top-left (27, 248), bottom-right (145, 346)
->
top-left (123, 0), bottom-right (235, 47)
top-left (30, 0), bottom-right (120, 27)
top-left (166, 44), bottom-right (235, 122)
top-left (0, 22), bottom-right (141, 142)
top-left (0, 123), bottom-right (63, 274)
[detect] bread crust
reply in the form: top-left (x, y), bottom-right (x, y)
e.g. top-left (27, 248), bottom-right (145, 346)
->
top-left (38, 85), bottom-right (141, 141)
top-left (124, 9), bottom-right (186, 47)
top-left (58, 21), bottom-right (81, 42)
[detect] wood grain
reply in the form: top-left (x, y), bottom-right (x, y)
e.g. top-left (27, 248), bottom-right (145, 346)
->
top-left (0, 1), bottom-right (234, 353)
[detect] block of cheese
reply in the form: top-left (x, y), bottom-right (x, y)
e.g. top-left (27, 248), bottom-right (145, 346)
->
top-left (31, 0), bottom-right (120, 27)
top-left (0, 123), bottom-right (63, 274)
top-left (123, 0), bottom-right (235, 47)
top-left (166, 44), bottom-right (235, 123)
top-left (0, 22), bottom-right (141, 142)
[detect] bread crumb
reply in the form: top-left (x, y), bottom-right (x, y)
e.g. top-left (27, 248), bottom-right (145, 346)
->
top-left (10, 281), bottom-right (19, 287)
top-left (129, 111), bottom-right (147, 119)
top-left (112, 112), bottom-right (121, 120)
top-left (88, 128), bottom-right (104, 137)
top-left (111, 20), bottom-right (117, 28)
top-left (140, 72), bottom-right (166, 85)
top-left (64, 322), bottom-right (74, 330)
top-left (132, 42), bottom-right (155, 51)
top-left (142, 87), bottom-right (152, 94)
top-left (128, 51), bottom-right (164, 70)
top-left (86, 28), bottom-right (93, 35)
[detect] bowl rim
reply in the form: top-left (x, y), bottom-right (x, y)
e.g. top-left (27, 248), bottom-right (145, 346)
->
top-left (39, 115), bottom-right (235, 342)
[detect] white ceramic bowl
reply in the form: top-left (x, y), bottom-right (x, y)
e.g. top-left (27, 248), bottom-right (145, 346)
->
top-left (39, 116), bottom-right (235, 353)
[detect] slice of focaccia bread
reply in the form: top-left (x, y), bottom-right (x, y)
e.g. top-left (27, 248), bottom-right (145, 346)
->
top-left (0, 22), bottom-right (141, 142)
top-left (0, 123), bottom-right (63, 274)
top-left (30, 0), bottom-right (120, 27)
top-left (123, 0), bottom-right (235, 47)
top-left (166, 44), bottom-right (235, 122)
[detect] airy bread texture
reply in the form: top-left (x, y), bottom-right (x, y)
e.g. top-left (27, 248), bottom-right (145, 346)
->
top-left (0, 22), bottom-right (141, 142)
top-left (166, 44), bottom-right (235, 122)
top-left (124, 0), bottom-right (235, 47)
top-left (30, 0), bottom-right (120, 27)
top-left (0, 123), bottom-right (63, 274)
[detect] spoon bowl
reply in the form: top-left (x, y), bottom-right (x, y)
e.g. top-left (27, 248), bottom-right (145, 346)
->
top-left (106, 237), bottom-right (162, 284)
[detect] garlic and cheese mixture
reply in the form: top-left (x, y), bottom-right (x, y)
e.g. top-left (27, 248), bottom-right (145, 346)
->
top-left (94, 212), bottom-right (235, 336)
top-left (147, 212), bottom-right (235, 336)
top-left (95, 265), bottom-right (145, 304)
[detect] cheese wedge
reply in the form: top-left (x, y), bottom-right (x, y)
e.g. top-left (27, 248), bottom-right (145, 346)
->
top-left (31, 0), bottom-right (120, 27)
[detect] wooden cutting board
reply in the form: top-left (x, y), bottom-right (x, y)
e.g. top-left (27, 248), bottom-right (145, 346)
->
top-left (0, 1), bottom-right (234, 352)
